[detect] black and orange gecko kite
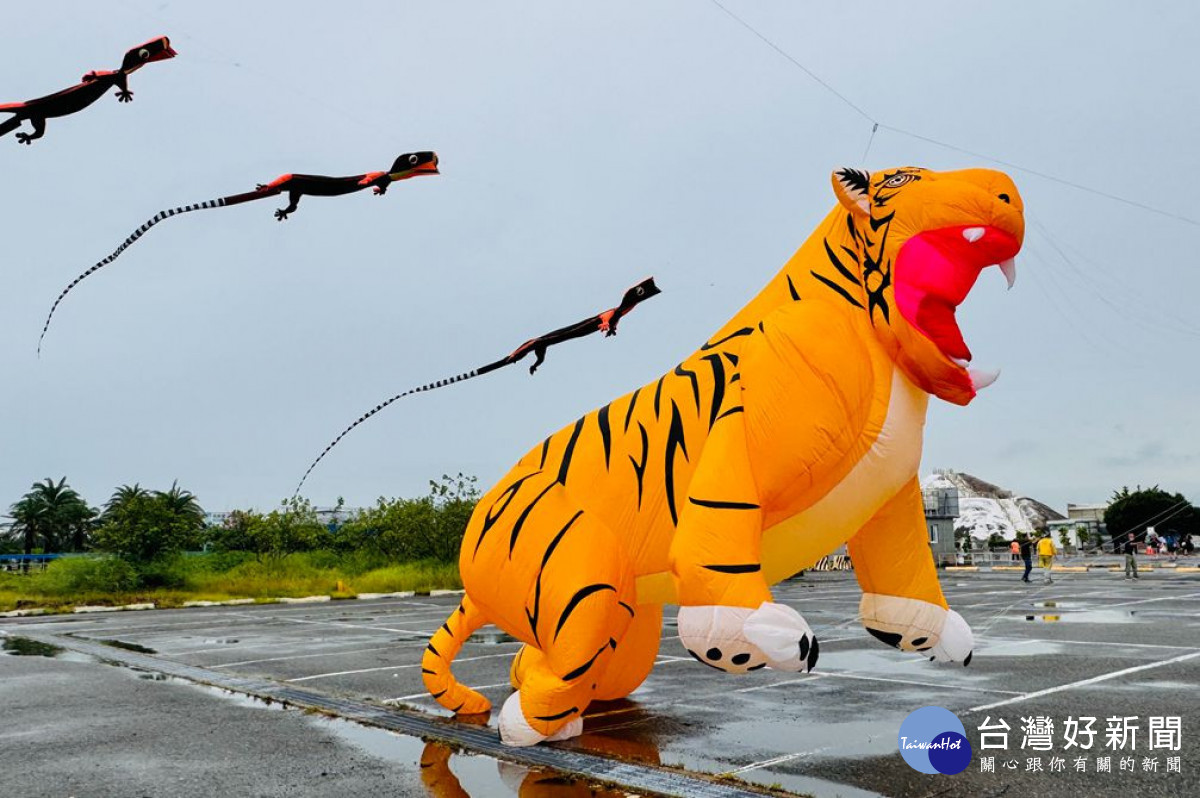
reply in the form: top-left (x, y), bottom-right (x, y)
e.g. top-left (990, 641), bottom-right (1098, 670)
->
top-left (0, 37), bottom-right (177, 144)
top-left (292, 277), bottom-right (661, 496)
top-left (37, 152), bottom-right (440, 353)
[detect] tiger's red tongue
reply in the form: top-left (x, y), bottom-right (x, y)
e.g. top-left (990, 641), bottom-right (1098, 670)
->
top-left (914, 297), bottom-right (971, 362)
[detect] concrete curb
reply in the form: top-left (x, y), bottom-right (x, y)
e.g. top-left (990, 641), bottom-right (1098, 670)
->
top-left (5, 589), bottom-right (466, 616)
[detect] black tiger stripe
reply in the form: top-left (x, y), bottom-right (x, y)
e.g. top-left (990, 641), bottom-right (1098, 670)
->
top-left (729, 373), bottom-right (741, 383)
top-left (811, 271), bottom-right (865, 309)
top-left (629, 422), bottom-right (649, 509)
top-left (664, 400), bottom-right (689, 526)
top-left (674, 363), bottom-right (700, 411)
top-left (623, 387), bottom-right (641, 432)
top-left (596, 404), bottom-right (612, 469)
top-left (823, 239), bottom-right (863, 286)
top-left (787, 274), bottom-right (801, 301)
top-left (426, 643), bottom-right (440, 657)
top-left (534, 707), bottom-right (579, 722)
top-left (688, 497), bottom-right (761, 510)
top-left (701, 327), bottom-right (754, 350)
top-left (553, 583), bottom-right (617, 641)
top-left (476, 471), bottom-right (542, 558)
top-left (526, 510), bottom-right (584, 645)
top-left (509, 481), bottom-right (556, 556)
top-left (556, 417), bottom-right (585, 486)
top-left (431, 689), bottom-right (447, 699)
top-left (700, 353), bottom-right (726, 429)
top-left (538, 436), bottom-right (551, 469)
top-left (441, 622), bottom-right (453, 636)
top-left (702, 563), bottom-right (762, 574)
top-left (717, 405), bottom-right (744, 420)
top-left (563, 645), bottom-right (607, 682)
top-left (723, 351), bottom-right (739, 366)
top-left (618, 601), bottom-right (635, 617)
top-left (421, 668), bottom-right (437, 675)
top-left (653, 376), bottom-right (666, 419)
top-left (840, 244), bottom-right (860, 264)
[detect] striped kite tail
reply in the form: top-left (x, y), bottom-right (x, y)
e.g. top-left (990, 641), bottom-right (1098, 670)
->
top-left (292, 362), bottom-right (496, 498)
top-left (421, 595), bottom-right (491, 714)
top-left (37, 190), bottom-right (265, 355)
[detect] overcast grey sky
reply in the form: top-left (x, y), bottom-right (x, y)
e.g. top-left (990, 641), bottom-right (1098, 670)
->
top-left (3, 1), bottom-right (1197, 515)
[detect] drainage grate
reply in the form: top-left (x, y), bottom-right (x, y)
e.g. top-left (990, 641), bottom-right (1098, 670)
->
top-left (24, 632), bottom-right (778, 798)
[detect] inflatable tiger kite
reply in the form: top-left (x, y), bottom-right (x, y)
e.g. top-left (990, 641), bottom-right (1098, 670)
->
top-left (423, 166), bottom-right (1025, 746)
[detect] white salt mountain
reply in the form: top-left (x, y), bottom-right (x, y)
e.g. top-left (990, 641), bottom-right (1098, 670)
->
top-left (922, 470), bottom-right (1064, 543)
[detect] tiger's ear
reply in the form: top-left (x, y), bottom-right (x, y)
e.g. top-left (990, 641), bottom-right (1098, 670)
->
top-left (831, 168), bottom-right (871, 217)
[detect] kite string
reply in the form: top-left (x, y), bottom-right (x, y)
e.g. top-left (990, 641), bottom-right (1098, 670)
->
top-left (704, 0), bottom-right (1200, 229)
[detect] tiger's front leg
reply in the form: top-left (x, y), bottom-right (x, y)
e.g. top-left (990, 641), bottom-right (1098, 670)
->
top-left (848, 478), bottom-right (974, 665)
top-left (669, 413), bottom-right (818, 674)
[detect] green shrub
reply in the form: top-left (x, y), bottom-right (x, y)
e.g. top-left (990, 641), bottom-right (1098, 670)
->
top-left (39, 556), bottom-right (139, 595)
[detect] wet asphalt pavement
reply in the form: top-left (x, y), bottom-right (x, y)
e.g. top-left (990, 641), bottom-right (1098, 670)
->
top-left (2, 568), bottom-right (1197, 798)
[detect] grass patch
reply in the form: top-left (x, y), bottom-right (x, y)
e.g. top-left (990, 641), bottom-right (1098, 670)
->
top-left (2, 636), bottom-right (62, 657)
top-left (0, 553), bottom-right (461, 612)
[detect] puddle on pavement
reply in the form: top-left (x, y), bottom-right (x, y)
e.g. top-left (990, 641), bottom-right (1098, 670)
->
top-left (320, 715), bottom-right (644, 796)
top-left (1022, 609), bottom-right (1136, 624)
top-left (2, 636), bottom-right (62, 657)
top-left (467, 628), bottom-right (518, 645)
top-left (99, 638), bottom-right (157, 653)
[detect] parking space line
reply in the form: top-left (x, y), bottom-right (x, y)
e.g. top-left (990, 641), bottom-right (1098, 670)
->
top-left (1105, 590), bottom-right (1200, 608)
top-left (208, 645), bottom-right (400, 668)
top-left (286, 651), bottom-right (516, 682)
top-left (968, 650), bottom-right (1200, 713)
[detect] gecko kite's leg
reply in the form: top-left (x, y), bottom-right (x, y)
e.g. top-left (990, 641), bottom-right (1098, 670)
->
top-left (274, 190), bottom-right (301, 221)
top-left (15, 116), bottom-right (45, 145)
top-left (113, 72), bottom-right (133, 103)
top-left (528, 346), bottom-right (547, 374)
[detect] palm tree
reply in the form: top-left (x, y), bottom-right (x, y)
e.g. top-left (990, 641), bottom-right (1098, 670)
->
top-left (156, 481), bottom-right (205, 528)
top-left (7, 477), bottom-right (97, 554)
top-left (103, 483), bottom-right (151, 521)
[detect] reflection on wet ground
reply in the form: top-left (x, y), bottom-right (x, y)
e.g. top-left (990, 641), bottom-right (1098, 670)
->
top-left (6, 571), bottom-right (1199, 797)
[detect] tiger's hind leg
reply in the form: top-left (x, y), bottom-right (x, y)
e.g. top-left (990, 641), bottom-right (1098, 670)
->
top-left (593, 603), bottom-right (661, 701)
top-left (509, 604), bottom-right (661, 702)
top-left (492, 487), bottom-right (637, 746)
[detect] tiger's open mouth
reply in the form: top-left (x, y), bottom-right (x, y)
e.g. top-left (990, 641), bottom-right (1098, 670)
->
top-left (893, 225), bottom-right (1020, 391)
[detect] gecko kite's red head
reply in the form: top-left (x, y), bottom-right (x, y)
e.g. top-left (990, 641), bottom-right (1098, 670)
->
top-left (120, 37), bottom-right (177, 72)
top-left (388, 152), bottom-right (440, 181)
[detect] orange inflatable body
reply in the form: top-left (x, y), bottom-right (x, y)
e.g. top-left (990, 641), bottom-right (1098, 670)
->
top-left (424, 166), bottom-right (1025, 745)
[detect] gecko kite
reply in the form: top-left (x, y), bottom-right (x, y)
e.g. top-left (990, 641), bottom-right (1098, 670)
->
top-left (1, 37), bottom-right (176, 144)
top-left (37, 152), bottom-right (439, 353)
top-left (292, 277), bottom-right (660, 496)
top-left (419, 166), bottom-right (1025, 746)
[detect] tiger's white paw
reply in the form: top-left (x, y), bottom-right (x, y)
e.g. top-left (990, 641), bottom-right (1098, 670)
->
top-left (859, 593), bottom-right (974, 666)
top-left (497, 692), bottom-right (583, 747)
top-left (677, 602), bottom-right (819, 673)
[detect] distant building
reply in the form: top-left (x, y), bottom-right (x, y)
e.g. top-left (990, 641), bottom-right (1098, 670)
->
top-left (1049, 502), bottom-right (1109, 551)
top-left (204, 506), bottom-right (361, 529)
top-left (923, 485), bottom-right (960, 566)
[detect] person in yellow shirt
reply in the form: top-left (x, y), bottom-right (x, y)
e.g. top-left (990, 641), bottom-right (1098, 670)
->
top-left (1037, 533), bottom-right (1057, 584)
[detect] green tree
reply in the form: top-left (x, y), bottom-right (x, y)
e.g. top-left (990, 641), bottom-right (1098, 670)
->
top-left (92, 483), bottom-right (207, 563)
top-left (6, 477), bottom-right (96, 554)
top-left (1104, 486), bottom-right (1200, 547)
top-left (210, 498), bottom-right (329, 560)
top-left (336, 474), bottom-right (479, 562)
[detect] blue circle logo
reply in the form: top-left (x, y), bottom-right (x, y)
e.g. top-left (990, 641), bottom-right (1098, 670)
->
top-left (898, 706), bottom-right (972, 774)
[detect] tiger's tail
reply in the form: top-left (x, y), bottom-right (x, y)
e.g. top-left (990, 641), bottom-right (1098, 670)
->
top-left (421, 594), bottom-right (492, 714)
